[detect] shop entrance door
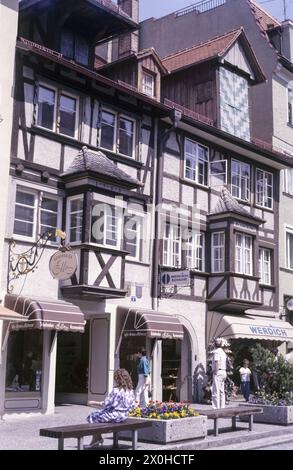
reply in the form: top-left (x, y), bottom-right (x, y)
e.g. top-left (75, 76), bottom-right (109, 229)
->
top-left (55, 324), bottom-right (89, 405)
top-left (162, 340), bottom-right (181, 402)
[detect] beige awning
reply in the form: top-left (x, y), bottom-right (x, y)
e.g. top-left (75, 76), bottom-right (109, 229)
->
top-left (207, 311), bottom-right (293, 344)
top-left (0, 304), bottom-right (28, 322)
top-left (118, 306), bottom-right (184, 340)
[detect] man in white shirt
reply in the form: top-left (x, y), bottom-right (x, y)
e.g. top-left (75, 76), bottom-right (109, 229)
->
top-left (212, 338), bottom-right (227, 409)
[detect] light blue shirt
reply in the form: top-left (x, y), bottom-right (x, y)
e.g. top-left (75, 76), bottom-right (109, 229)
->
top-left (137, 356), bottom-right (150, 376)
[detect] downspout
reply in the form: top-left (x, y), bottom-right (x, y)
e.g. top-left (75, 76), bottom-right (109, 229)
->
top-left (151, 109), bottom-right (182, 312)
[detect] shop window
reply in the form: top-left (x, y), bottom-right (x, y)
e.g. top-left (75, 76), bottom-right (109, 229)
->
top-left (162, 340), bottom-right (181, 402)
top-left (13, 187), bottom-right (61, 243)
top-left (5, 330), bottom-right (43, 394)
top-left (55, 325), bottom-right (89, 394)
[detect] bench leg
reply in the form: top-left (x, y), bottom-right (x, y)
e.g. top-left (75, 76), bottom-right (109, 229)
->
top-left (232, 416), bottom-right (237, 430)
top-left (249, 415), bottom-right (253, 432)
top-left (132, 429), bottom-right (138, 451)
top-left (113, 432), bottom-right (119, 449)
top-left (77, 437), bottom-right (84, 451)
top-left (214, 418), bottom-right (219, 437)
top-left (58, 438), bottom-right (64, 451)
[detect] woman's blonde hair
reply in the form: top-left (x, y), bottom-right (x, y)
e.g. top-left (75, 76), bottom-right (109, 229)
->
top-left (114, 368), bottom-right (133, 391)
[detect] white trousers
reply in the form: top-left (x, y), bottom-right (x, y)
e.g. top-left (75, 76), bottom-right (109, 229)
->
top-left (212, 370), bottom-right (227, 409)
top-left (135, 374), bottom-right (150, 407)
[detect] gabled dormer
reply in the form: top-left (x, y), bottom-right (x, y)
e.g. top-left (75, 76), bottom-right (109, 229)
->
top-left (19, 0), bottom-right (138, 69)
top-left (161, 28), bottom-right (265, 142)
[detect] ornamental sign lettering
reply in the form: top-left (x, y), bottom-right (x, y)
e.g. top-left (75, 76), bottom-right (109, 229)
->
top-left (49, 251), bottom-right (78, 281)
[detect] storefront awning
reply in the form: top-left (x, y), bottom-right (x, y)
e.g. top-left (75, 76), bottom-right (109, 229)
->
top-left (0, 304), bottom-right (29, 322)
top-left (118, 306), bottom-right (184, 340)
top-left (4, 294), bottom-right (85, 333)
top-left (207, 311), bottom-right (293, 344)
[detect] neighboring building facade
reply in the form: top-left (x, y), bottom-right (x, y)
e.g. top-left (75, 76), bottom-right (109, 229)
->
top-left (0, 0), bottom-right (19, 416)
top-left (2, 0), bottom-right (293, 417)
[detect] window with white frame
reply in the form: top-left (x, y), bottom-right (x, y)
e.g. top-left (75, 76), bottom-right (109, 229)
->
top-left (99, 110), bottom-right (136, 158)
top-left (13, 188), bottom-right (61, 242)
top-left (91, 201), bottom-right (122, 249)
top-left (67, 196), bottom-right (84, 244)
top-left (183, 230), bottom-right (205, 271)
top-left (231, 160), bottom-right (250, 201)
top-left (283, 169), bottom-right (293, 195)
top-left (124, 214), bottom-right (143, 261)
top-left (184, 138), bottom-right (209, 185)
top-left (286, 230), bottom-right (293, 270)
top-left (61, 30), bottom-right (89, 66)
top-left (235, 233), bottom-right (253, 275)
top-left (256, 169), bottom-right (273, 209)
top-left (209, 160), bottom-right (227, 187)
top-left (259, 248), bottom-right (272, 285)
top-left (211, 232), bottom-right (225, 273)
top-left (37, 84), bottom-right (78, 138)
top-left (142, 72), bottom-right (155, 97)
top-left (163, 224), bottom-right (181, 267)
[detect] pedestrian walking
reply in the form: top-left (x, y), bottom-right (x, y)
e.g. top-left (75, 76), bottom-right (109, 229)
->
top-left (211, 338), bottom-right (227, 409)
top-left (135, 347), bottom-right (150, 408)
top-left (239, 359), bottom-right (251, 402)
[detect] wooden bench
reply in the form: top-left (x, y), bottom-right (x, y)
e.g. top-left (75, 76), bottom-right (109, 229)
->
top-left (40, 418), bottom-right (152, 450)
top-left (198, 406), bottom-right (263, 436)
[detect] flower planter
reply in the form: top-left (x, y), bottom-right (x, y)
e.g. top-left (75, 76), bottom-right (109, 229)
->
top-left (239, 403), bottom-right (293, 425)
top-left (121, 415), bottom-right (207, 444)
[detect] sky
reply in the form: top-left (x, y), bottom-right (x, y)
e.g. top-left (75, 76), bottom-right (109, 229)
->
top-left (137, 0), bottom-right (293, 22)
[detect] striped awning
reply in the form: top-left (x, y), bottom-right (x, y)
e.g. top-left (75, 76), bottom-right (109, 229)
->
top-left (4, 294), bottom-right (85, 333)
top-left (0, 304), bottom-right (28, 322)
top-left (118, 306), bottom-right (184, 340)
top-left (207, 311), bottom-right (293, 344)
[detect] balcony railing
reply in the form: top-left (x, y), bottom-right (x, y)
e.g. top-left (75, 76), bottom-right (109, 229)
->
top-left (175, 0), bottom-right (226, 18)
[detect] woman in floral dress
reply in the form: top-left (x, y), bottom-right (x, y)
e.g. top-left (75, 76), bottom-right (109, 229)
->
top-left (85, 369), bottom-right (135, 448)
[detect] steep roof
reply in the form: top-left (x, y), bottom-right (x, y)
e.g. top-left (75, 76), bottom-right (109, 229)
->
top-left (210, 187), bottom-right (264, 222)
top-left (97, 47), bottom-right (168, 75)
top-left (162, 28), bottom-right (265, 82)
top-left (62, 146), bottom-right (140, 188)
top-left (248, 0), bottom-right (281, 38)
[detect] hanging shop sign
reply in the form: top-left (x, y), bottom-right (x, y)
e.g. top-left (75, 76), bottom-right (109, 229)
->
top-left (160, 270), bottom-right (190, 287)
top-left (49, 250), bottom-right (78, 281)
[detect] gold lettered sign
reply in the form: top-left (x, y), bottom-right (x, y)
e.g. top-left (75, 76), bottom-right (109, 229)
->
top-left (49, 250), bottom-right (78, 281)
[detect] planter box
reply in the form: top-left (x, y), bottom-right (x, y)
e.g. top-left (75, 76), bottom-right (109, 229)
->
top-left (120, 416), bottom-right (207, 444)
top-left (239, 403), bottom-right (293, 425)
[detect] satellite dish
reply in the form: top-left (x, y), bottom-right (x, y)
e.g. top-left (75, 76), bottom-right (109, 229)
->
top-left (286, 298), bottom-right (293, 311)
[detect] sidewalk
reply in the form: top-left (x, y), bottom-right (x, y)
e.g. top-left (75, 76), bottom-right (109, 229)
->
top-left (1, 402), bottom-right (293, 450)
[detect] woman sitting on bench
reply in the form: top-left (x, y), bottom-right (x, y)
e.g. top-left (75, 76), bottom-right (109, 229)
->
top-left (86, 368), bottom-right (135, 448)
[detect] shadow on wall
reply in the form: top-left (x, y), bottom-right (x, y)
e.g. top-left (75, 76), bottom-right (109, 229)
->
top-left (193, 363), bottom-right (206, 403)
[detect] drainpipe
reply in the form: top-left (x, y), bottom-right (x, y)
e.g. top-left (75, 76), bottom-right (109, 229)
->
top-left (151, 109), bottom-right (182, 311)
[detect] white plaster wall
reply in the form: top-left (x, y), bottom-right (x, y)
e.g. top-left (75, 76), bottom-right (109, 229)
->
top-left (162, 177), bottom-right (180, 201)
top-left (34, 136), bottom-right (61, 170)
top-left (272, 77), bottom-right (293, 154)
top-left (0, 0), bottom-right (18, 301)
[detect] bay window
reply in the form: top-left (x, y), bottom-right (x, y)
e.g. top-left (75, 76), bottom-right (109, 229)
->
top-left (256, 169), bottom-right (273, 209)
top-left (259, 248), bottom-right (272, 285)
top-left (231, 160), bottom-right (250, 201)
top-left (184, 138), bottom-right (209, 185)
top-left (212, 232), bottom-right (225, 273)
top-left (91, 202), bottom-right (122, 249)
top-left (235, 233), bottom-right (253, 275)
top-left (67, 196), bottom-right (84, 244)
top-left (14, 187), bottom-right (61, 242)
top-left (37, 84), bottom-right (78, 138)
top-left (99, 109), bottom-right (136, 158)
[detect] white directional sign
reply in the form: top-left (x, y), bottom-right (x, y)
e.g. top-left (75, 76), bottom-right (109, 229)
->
top-left (160, 270), bottom-right (190, 287)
